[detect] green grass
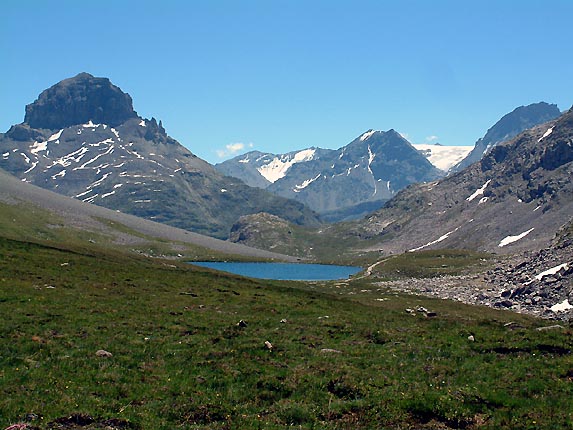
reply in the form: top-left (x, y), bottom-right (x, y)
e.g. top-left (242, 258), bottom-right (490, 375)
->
top-left (1, 235), bottom-right (573, 429)
top-left (367, 249), bottom-right (493, 279)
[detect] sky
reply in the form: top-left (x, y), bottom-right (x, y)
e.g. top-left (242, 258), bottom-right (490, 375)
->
top-left (2, 0), bottom-right (572, 164)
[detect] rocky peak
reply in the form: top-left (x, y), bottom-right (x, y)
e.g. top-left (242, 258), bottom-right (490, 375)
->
top-left (24, 72), bottom-right (138, 129)
top-left (452, 102), bottom-right (562, 172)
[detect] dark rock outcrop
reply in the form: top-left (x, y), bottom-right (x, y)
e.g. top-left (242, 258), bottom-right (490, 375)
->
top-left (24, 72), bottom-right (138, 129)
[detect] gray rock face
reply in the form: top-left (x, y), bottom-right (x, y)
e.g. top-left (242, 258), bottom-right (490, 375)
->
top-left (452, 102), bottom-right (561, 172)
top-left (24, 72), bottom-right (138, 130)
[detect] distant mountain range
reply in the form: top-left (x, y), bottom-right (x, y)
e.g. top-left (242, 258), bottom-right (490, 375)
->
top-left (217, 102), bottom-right (559, 221)
top-left (228, 107), bottom-right (572, 257)
top-left (1, 72), bottom-right (565, 248)
top-left (0, 73), bottom-right (320, 238)
top-left (217, 130), bottom-right (443, 221)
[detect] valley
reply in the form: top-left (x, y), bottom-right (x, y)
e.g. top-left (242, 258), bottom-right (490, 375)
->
top-left (0, 73), bottom-right (572, 429)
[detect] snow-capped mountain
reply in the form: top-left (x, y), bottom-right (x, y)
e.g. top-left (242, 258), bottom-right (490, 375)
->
top-left (0, 73), bottom-right (320, 238)
top-left (451, 102), bottom-right (561, 172)
top-left (217, 130), bottom-right (442, 221)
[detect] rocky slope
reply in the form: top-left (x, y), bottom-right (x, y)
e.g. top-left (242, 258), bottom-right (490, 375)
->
top-left (349, 107), bottom-right (573, 254)
top-left (451, 102), bottom-right (561, 172)
top-left (217, 130), bottom-right (442, 221)
top-left (0, 73), bottom-right (320, 239)
top-left (379, 220), bottom-right (573, 321)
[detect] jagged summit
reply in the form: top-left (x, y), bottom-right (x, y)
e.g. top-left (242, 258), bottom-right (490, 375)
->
top-left (24, 72), bottom-right (138, 129)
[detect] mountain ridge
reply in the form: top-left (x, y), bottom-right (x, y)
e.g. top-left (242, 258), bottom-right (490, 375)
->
top-left (217, 129), bottom-right (442, 221)
top-left (452, 102), bottom-right (561, 172)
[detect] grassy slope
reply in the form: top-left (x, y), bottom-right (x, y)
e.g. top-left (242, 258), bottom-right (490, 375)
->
top-left (1, 204), bottom-right (573, 429)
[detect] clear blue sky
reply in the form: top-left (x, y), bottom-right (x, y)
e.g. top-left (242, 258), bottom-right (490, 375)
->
top-left (2, 0), bottom-right (572, 163)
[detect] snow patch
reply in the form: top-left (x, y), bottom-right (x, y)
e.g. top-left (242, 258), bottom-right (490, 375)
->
top-left (30, 140), bottom-right (48, 155)
top-left (550, 299), bottom-right (573, 313)
top-left (479, 196), bottom-right (488, 204)
top-left (466, 180), bottom-right (491, 202)
top-left (51, 170), bottom-right (66, 179)
top-left (409, 227), bottom-right (460, 252)
top-left (24, 161), bottom-right (38, 174)
top-left (257, 149), bottom-right (316, 183)
top-left (538, 127), bottom-right (553, 142)
top-left (139, 120), bottom-right (146, 127)
top-left (3, 152), bottom-right (9, 158)
top-left (48, 129), bottom-right (64, 141)
top-left (220, 189), bottom-right (227, 193)
top-left (101, 190), bottom-right (116, 198)
top-left (293, 174), bottom-right (321, 192)
top-left (535, 263), bottom-right (569, 281)
top-left (82, 120), bottom-right (99, 128)
top-left (498, 228), bottom-right (534, 247)
top-left (360, 130), bottom-right (377, 141)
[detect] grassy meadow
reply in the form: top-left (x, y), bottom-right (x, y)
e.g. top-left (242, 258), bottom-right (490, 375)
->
top-left (0, 205), bottom-right (572, 429)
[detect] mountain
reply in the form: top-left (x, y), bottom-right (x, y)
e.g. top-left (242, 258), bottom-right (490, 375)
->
top-left (348, 107), bottom-right (573, 254)
top-left (229, 108), bottom-right (573, 259)
top-left (217, 130), bottom-right (442, 221)
top-left (451, 102), bottom-right (561, 172)
top-left (0, 73), bottom-right (320, 239)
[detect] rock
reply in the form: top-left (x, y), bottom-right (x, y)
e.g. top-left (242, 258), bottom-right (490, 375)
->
top-left (237, 320), bottom-right (248, 328)
top-left (24, 73), bottom-right (138, 129)
top-left (4, 424), bottom-right (29, 430)
top-left (264, 341), bottom-right (273, 350)
top-left (280, 318), bottom-right (288, 324)
top-left (321, 348), bottom-right (342, 354)
top-left (536, 324), bottom-right (565, 331)
top-left (95, 349), bottom-right (113, 358)
top-left (468, 335), bottom-right (475, 342)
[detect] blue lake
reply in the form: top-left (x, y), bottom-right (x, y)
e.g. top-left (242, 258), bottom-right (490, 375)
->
top-left (191, 262), bottom-right (362, 281)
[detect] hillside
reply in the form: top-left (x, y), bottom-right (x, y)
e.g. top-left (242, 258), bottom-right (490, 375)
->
top-left (0, 73), bottom-right (320, 239)
top-left (0, 168), bottom-right (297, 262)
